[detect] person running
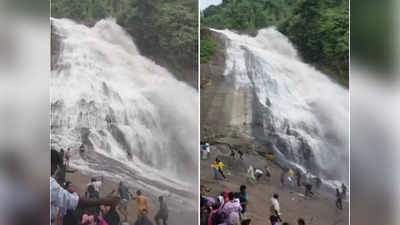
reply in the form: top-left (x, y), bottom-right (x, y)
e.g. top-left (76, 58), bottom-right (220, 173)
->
top-left (239, 185), bottom-right (248, 219)
top-left (297, 218), bottom-right (305, 225)
top-left (86, 176), bottom-right (104, 199)
top-left (217, 159), bottom-right (226, 179)
top-left (154, 196), bottom-right (168, 225)
top-left (270, 194), bottom-right (282, 222)
top-left (213, 159), bottom-right (220, 180)
top-left (118, 181), bottom-right (130, 217)
top-left (131, 190), bottom-right (149, 219)
top-left (336, 188), bottom-right (343, 210)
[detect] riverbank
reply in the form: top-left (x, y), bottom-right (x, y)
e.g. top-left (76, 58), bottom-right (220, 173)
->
top-left (201, 144), bottom-right (349, 225)
top-left (66, 170), bottom-right (197, 225)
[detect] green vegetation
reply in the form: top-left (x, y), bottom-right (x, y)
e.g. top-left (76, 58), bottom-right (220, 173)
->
top-left (202, 0), bottom-right (349, 87)
top-left (200, 32), bottom-right (217, 63)
top-left (52, 0), bottom-right (198, 84)
top-left (202, 0), bottom-right (296, 29)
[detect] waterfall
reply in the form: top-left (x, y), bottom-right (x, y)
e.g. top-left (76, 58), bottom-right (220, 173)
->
top-left (50, 18), bottom-right (198, 203)
top-left (212, 28), bottom-right (349, 185)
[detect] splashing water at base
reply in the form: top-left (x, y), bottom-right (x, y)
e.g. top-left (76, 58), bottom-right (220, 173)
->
top-left (212, 28), bottom-right (349, 186)
top-left (50, 18), bottom-right (198, 203)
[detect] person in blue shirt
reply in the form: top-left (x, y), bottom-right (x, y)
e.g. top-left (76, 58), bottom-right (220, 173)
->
top-left (239, 185), bottom-right (248, 218)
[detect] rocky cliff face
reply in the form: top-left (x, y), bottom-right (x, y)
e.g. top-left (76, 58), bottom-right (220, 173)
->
top-left (200, 30), bottom-right (257, 154)
top-left (201, 28), bottom-right (349, 184)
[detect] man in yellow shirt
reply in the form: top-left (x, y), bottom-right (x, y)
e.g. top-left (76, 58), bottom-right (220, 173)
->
top-left (217, 159), bottom-right (226, 179)
top-left (213, 159), bottom-right (220, 180)
top-left (131, 190), bottom-right (149, 218)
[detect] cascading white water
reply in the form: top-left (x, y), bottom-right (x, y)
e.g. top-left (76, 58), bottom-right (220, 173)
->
top-left (50, 18), bottom-right (198, 200)
top-left (212, 28), bottom-right (349, 184)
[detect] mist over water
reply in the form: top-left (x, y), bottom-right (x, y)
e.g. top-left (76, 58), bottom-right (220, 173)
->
top-left (50, 18), bottom-right (198, 203)
top-left (212, 28), bottom-right (349, 185)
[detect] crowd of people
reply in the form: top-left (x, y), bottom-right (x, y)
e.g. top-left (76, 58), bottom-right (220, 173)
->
top-left (200, 184), bottom-right (306, 225)
top-left (201, 144), bottom-right (348, 225)
top-left (50, 148), bottom-right (169, 225)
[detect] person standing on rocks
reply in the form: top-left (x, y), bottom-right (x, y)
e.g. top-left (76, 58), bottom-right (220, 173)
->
top-left (154, 196), bottom-right (168, 225)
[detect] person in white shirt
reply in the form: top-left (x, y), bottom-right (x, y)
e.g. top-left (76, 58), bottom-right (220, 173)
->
top-left (270, 194), bottom-right (282, 222)
top-left (255, 168), bottom-right (264, 181)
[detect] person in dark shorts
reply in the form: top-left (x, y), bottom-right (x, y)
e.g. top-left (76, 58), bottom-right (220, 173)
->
top-left (154, 196), bottom-right (168, 225)
top-left (118, 181), bottom-right (130, 216)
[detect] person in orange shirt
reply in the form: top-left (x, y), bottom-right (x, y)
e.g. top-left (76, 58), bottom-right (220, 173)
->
top-left (131, 190), bottom-right (149, 218)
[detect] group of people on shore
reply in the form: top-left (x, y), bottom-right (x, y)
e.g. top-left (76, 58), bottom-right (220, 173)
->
top-left (200, 184), bottom-right (306, 225)
top-left (202, 144), bottom-right (348, 225)
top-left (51, 148), bottom-right (168, 225)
